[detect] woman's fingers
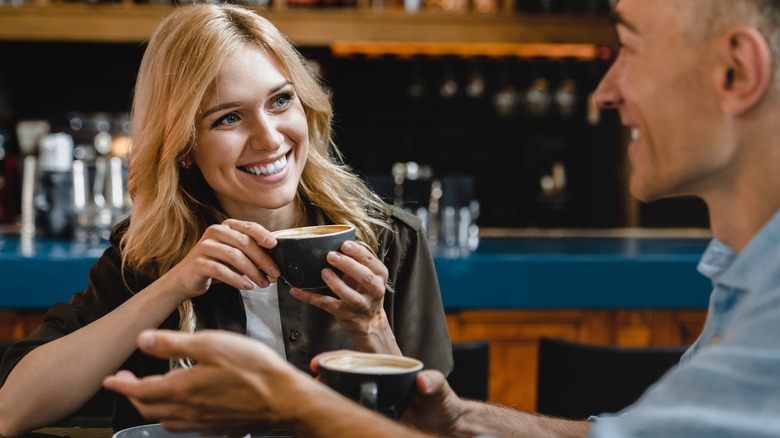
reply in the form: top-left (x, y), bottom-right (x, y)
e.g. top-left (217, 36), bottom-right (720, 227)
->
top-left (339, 241), bottom-right (388, 283)
top-left (210, 221), bottom-right (280, 283)
top-left (223, 219), bottom-right (280, 278)
top-left (183, 221), bottom-right (281, 290)
top-left (289, 239), bottom-right (388, 327)
top-left (326, 241), bottom-right (387, 298)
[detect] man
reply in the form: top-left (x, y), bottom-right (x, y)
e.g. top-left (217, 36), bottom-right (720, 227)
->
top-left (104, 0), bottom-right (780, 436)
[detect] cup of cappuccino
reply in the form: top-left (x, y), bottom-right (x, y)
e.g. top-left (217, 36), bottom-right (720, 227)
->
top-left (268, 224), bottom-right (356, 290)
top-left (318, 352), bottom-right (423, 420)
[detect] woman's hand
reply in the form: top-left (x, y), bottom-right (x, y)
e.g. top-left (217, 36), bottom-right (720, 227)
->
top-left (290, 240), bottom-right (398, 354)
top-left (164, 219), bottom-right (281, 300)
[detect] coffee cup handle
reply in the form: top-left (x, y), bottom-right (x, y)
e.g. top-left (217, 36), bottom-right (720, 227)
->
top-left (359, 381), bottom-right (378, 411)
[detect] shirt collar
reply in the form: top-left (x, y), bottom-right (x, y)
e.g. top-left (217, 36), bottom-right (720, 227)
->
top-left (698, 209), bottom-right (780, 290)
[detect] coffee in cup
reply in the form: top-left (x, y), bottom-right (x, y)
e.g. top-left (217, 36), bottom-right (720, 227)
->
top-left (318, 352), bottom-right (423, 420)
top-left (268, 224), bottom-right (356, 290)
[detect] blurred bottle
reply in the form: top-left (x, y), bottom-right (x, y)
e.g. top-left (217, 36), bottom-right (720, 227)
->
top-left (0, 122), bottom-right (20, 225)
top-left (0, 72), bottom-right (20, 225)
top-left (535, 160), bottom-right (573, 227)
top-left (439, 175), bottom-right (479, 256)
top-left (472, 0), bottom-right (499, 13)
top-left (429, 0), bottom-right (468, 12)
top-left (34, 133), bottom-right (75, 239)
top-left (525, 77), bottom-right (552, 117)
top-left (93, 112), bottom-right (114, 157)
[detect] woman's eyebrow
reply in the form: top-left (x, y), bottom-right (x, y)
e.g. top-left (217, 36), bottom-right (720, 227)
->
top-left (200, 80), bottom-right (293, 120)
top-left (201, 102), bottom-right (240, 120)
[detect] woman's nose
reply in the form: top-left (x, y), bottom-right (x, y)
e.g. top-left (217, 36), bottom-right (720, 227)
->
top-left (248, 116), bottom-right (284, 150)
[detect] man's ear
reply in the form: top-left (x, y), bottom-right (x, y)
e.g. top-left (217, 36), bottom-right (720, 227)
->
top-left (716, 26), bottom-right (773, 114)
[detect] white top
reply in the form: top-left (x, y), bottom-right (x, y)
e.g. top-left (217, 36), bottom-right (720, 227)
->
top-left (239, 281), bottom-right (287, 360)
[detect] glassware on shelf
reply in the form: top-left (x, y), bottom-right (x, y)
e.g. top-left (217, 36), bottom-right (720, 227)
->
top-left (72, 155), bottom-right (131, 242)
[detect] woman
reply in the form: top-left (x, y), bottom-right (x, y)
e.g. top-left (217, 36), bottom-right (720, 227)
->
top-left (0, 4), bottom-right (452, 435)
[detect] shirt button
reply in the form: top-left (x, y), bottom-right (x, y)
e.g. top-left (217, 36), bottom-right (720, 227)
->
top-left (289, 331), bottom-right (300, 342)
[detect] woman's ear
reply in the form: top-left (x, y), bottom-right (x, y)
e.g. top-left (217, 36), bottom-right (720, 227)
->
top-left (717, 26), bottom-right (773, 114)
top-left (180, 147), bottom-right (194, 169)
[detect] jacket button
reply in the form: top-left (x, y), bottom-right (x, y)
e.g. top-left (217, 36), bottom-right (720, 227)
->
top-left (289, 331), bottom-right (300, 342)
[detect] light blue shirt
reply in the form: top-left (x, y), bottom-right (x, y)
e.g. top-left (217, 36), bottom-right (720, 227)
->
top-left (589, 209), bottom-right (780, 437)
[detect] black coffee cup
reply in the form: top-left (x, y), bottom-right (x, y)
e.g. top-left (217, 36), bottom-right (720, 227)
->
top-left (318, 352), bottom-right (423, 420)
top-left (268, 224), bottom-right (356, 290)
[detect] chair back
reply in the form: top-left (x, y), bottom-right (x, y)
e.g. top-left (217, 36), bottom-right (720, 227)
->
top-left (447, 340), bottom-right (490, 401)
top-left (0, 339), bottom-right (14, 369)
top-left (536, 337), bottom-right (687, 419)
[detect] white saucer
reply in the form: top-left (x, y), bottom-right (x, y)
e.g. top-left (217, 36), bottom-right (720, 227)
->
top-left (112, 423), bottom-right (295, 438)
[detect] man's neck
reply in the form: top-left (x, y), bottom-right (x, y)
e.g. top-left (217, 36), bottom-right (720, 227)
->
top-left (702, 106), bottom-right (780, 252)
top-left (705, 165), bottom-right (780, 252)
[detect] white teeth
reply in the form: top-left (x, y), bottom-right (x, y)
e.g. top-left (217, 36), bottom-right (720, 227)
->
top-left (631, 128), bottom-right (640, 141)
top-left (243, 155), bottom-right (287, 175)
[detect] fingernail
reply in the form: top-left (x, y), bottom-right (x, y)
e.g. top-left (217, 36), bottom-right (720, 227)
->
top-left (328, 251), bottom-right (341, 262)
top-left (243, 280), bottom-right (254, 290)
top-left (342, 241), bottom-right (354, 252)
top-left (260, 276), bottom-right (271, 288)
top-left (265, 236), bottom-right (277, 247)
top-left (420, 374), bottom-right (432, 392)
top-left (138, 331), bottom-right (155, 350)
top-left (322, 269), bottom-right (333, 280)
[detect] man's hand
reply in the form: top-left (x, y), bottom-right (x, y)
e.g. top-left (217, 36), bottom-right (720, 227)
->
top-left (400, 369), bottom-right (465, 435)
top-left (103, 329), bottom-right (311, 436)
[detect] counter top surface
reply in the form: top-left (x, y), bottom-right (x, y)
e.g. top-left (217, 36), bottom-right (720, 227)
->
top-left (434, 236), bottom-right (712, 309)
top-left (0, 234), bottom-right (713, 310)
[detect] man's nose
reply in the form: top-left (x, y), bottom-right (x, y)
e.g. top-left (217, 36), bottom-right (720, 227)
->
top-left (593, 62), bottom-right (622, 110)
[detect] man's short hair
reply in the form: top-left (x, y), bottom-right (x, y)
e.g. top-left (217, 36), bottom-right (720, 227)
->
top-left (680, 0), bottom-right (780, 83)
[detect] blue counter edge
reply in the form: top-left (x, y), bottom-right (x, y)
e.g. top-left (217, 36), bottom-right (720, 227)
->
top-left (436, 258), bottom-right (711, 310)
top-left (0, 236), bottom-right (713, 310)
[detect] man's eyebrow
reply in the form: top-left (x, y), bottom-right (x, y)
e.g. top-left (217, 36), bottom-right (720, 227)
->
top-left (609, 10), bottom-right (638, 33)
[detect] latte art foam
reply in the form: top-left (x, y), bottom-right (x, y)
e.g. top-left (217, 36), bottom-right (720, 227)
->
top-left (322, 354), bottom-right (422, 374)
top-left (272, 224), bottom-right (353, 239)
top-left (348, 365), bottom-right (413, 374)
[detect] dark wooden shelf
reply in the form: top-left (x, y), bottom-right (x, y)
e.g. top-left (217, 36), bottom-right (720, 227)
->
top-left (0, 4), bottom-right (617, 48)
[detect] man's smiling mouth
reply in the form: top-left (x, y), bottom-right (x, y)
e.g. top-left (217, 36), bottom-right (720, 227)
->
top-left (239, 155), bottom-right (288, 176)
top-left (631, 127), bottom-right (640, 142)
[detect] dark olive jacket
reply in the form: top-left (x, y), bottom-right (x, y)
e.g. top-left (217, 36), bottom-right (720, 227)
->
top-left (0, 205), bottom-right (452, 431)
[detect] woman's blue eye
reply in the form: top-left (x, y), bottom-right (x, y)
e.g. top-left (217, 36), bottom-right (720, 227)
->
top-left (274, 93), bottom-right (293, 108)
top-left (213, 113), bottom-right (238, 127)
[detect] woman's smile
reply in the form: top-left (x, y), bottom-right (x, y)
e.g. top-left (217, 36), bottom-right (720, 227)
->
top-left (239, 152), bottom-right (289, 176)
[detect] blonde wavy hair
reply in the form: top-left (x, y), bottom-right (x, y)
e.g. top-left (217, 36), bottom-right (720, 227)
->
top-left (121, 3), bottom-right (391, 359)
